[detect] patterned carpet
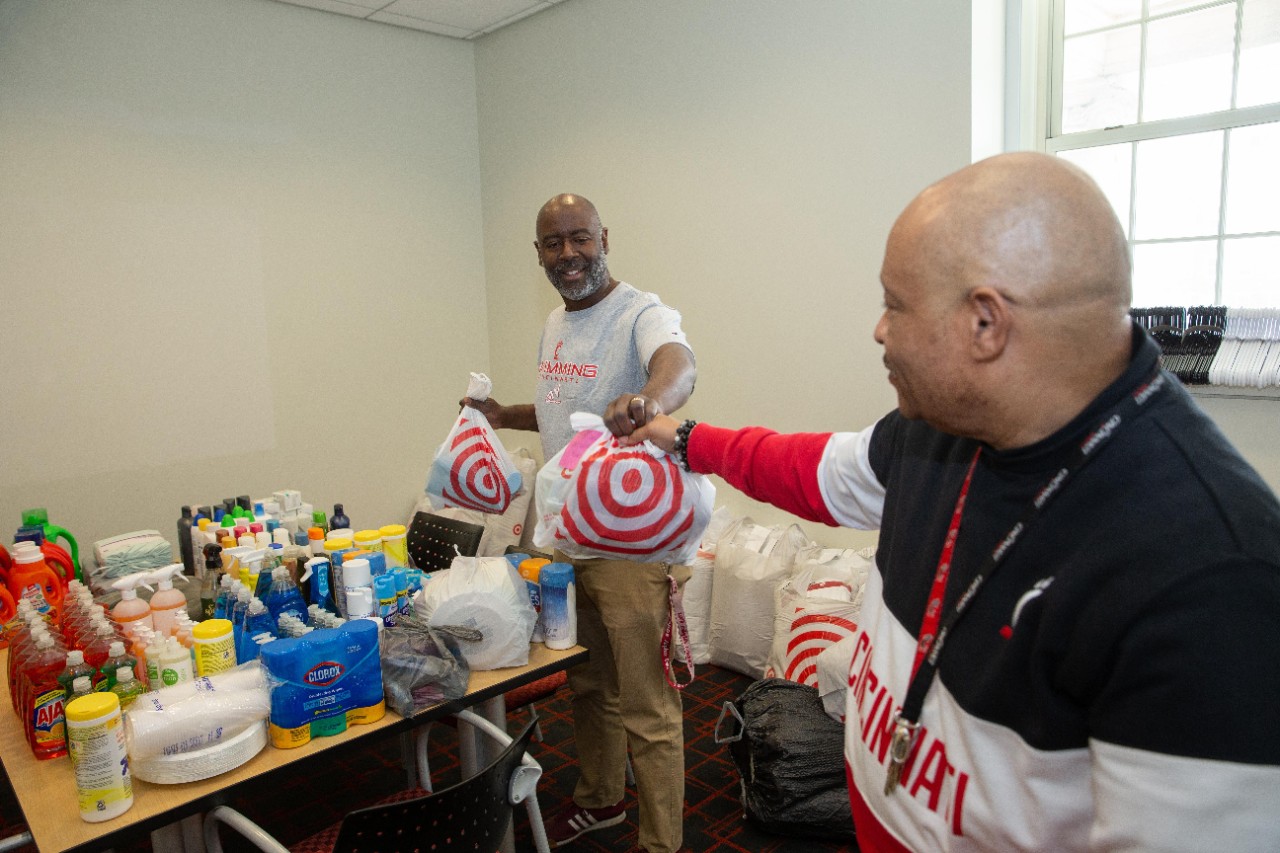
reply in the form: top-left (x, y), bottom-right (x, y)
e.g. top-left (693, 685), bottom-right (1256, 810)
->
top-left (1, 664), bottom-right (859, 852)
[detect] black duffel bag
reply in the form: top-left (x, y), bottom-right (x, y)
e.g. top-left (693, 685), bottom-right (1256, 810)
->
top-left (714, 677), bottom-right (857, 842)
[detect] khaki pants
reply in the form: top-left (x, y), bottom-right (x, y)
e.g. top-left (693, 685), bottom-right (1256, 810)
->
top-left (559, 554), bottom-right (691, 853)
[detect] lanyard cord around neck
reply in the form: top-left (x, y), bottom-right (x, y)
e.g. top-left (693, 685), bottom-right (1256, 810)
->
top-left (884, 368), bottom-right (1170, 795)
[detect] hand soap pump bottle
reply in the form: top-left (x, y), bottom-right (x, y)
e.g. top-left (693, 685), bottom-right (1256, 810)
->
top-left (110, 573), bottom-right (155, 639)
top-left (144, 564), bottom-right (189, 637)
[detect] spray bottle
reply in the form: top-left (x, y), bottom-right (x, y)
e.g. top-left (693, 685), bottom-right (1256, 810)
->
top-left (144, 564), bottom-right (189, 637)
top-left (200, 543), bottom-right (223, 620)
top-left (110, 573), bottom-right (155, 639)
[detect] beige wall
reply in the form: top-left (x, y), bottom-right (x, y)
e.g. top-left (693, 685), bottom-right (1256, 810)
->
top-left (474, 0), bottom-right (974, 549)
top-left (0, 0), bottom-right (488, 549)
top-left (2, 0), bottom-right (1275, 563)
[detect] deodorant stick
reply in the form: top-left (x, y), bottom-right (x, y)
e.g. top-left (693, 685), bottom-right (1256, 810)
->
top-left (539, 562), bottom-right (577, 650)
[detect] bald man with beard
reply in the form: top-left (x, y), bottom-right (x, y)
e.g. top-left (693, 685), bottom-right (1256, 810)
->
top-left (626, 153), bottom-right (1280, 851)
top-left (466, 193), bottom-right (697, 853)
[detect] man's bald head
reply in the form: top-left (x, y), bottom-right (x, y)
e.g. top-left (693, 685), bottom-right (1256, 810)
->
top-left (536, 194), bottom-right (602, 236)
top-left (896, 152), bottom-right (1131, 317)
top-left (876, 153), bottom-right (1136, 449)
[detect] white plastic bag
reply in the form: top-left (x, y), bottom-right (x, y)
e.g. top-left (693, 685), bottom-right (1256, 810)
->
top-left (413, 447), bottom-right (538, 556)
top-left (764, 546), bottom-right (872, 687)
top-left (412, 554), bottom-right (536, 670)
top-left (677, 506), bottom-right (738, 665)
top-left (708, 519), bottom-right (811, 678)
top-left (426, 373), bottom-right (523, 515)
top-left (816, 635), bottom-right (859, 723)
top-left (533, 412), bottom-right (715, 565)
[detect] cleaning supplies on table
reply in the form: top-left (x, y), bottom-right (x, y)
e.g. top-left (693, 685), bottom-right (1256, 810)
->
top-left (144, 564), bottom-right (189, 637)
top-left (125, 662), bottom-right (270, 784)
top-left (91, 531), bottom-right (173, 581)
top-left (259, 619), bottom-right (384, 748)
top-left (21, 508), bottom-right (83, 582)
top-left (7, 542), bottom-right (65, 628)
top-left (193, 618), bottom-right (237, 677)
top-left (110, 572), bottom-right (155, 639)
top-left (66, 691), bottom-right (133, 822)
top-left (540, 562), bottom-right (578, 650)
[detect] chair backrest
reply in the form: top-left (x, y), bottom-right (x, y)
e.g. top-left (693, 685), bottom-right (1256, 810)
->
top-left (503, 544), bottom-right (551, 562)
top-left (333, 717), bottom-right (538, 853)
top-left (407, 511), bottom-right (484, 571)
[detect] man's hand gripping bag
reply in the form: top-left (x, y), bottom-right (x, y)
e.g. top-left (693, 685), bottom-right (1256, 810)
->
top-left (426, 373), bottom-right (523, 514)
top-left (533, 412), bottom-right (715, 564)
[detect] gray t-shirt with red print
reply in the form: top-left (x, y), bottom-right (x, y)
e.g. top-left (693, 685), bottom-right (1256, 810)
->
top-left (535, 281), bottom-right (691, 460)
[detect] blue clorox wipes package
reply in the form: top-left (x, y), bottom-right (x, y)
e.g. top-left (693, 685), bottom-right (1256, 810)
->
top-left (259, 619), bottom-right (385, 748)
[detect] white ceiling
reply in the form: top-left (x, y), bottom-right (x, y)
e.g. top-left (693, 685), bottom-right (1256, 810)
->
top-left (267, 0), bottom-right (567, 40)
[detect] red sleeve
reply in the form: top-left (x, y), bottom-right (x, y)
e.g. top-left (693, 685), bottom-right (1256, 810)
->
top-left (686, 424), bottom-right (841, 527)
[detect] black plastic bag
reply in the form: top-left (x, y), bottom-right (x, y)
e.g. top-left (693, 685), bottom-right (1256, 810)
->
top-left (714, 677), bottom-right (856, 842)
top-left (380, 616), bottom-right (480, 716)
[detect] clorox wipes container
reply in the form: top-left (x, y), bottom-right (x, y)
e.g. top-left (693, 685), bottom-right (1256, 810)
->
top-left (258, 619), bottom-right (384, 748)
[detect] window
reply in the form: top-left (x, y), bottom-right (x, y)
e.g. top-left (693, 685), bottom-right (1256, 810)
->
top-left (1041, 0), bottom-right (1280, 309)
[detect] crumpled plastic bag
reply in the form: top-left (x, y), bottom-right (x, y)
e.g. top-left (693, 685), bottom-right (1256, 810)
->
top-left (533, 412), bottom-right (716, 565)
top-left (413, 554), bottom-right (536, 670)
top-left (426, 373), bottom-right (524, 515)
top-left (380, 617), bottom-right (478, 716)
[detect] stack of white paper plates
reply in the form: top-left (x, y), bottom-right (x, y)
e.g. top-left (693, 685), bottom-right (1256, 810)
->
top-left (130, 720), bottom-right (268, 785)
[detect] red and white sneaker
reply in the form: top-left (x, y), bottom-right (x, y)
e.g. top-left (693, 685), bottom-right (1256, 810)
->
top-left (545, 801), bottom-right (626, 847)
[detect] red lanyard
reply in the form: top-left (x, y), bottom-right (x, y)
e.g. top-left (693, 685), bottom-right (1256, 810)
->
top-left (911, 449), bottom-right (979, 680)
top-left (884, 367), bottom-right (1170, 796)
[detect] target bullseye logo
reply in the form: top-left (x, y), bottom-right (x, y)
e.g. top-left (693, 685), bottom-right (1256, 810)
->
top-left (783, 610), bottom-right (858, 687)
top-left (558, 442), bottom-right (697, 556)
top-left (441, 422), bottom-right (513, 513)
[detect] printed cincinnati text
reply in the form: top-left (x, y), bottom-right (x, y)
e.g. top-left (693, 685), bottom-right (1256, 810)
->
top-left (847, 631), bottom-right (970, 836)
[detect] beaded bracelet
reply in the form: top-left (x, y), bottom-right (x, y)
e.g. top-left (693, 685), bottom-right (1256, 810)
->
top-left (673, 419), bottom-right (697, 472)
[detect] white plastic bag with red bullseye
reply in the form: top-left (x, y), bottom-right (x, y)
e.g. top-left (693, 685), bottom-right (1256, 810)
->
top-left (426, 373), bottom-right (524, 515)
top-left (533, 412), bottom-right (715, 564)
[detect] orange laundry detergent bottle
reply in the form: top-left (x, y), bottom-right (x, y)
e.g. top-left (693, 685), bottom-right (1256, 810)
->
top-left (6, 543), bottom-right (64, 630)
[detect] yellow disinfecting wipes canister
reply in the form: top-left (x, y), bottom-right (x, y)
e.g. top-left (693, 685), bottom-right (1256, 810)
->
top-left (65, 692), bottom-right (134, 823)
top-left (353, 529), bottom-right (383, 552)
top-left (193, 618), bottom-right (238, 676)
top-left (379, 524), bottom-right (407, 568)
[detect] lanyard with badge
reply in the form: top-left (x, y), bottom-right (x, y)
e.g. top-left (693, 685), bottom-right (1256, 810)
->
top-left (883, 369), bottom-right (1169, 796)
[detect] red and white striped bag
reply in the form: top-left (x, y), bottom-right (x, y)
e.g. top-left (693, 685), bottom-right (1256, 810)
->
top-left (765, 548), bottom-right (872, 687)
top-left (426, 373), bottom-right (524, 515)
top-left (533, 412), bottom-right (715, 564)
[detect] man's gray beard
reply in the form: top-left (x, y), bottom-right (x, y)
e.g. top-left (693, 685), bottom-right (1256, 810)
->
top-left (548, 254), bottom-right (609, 302)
